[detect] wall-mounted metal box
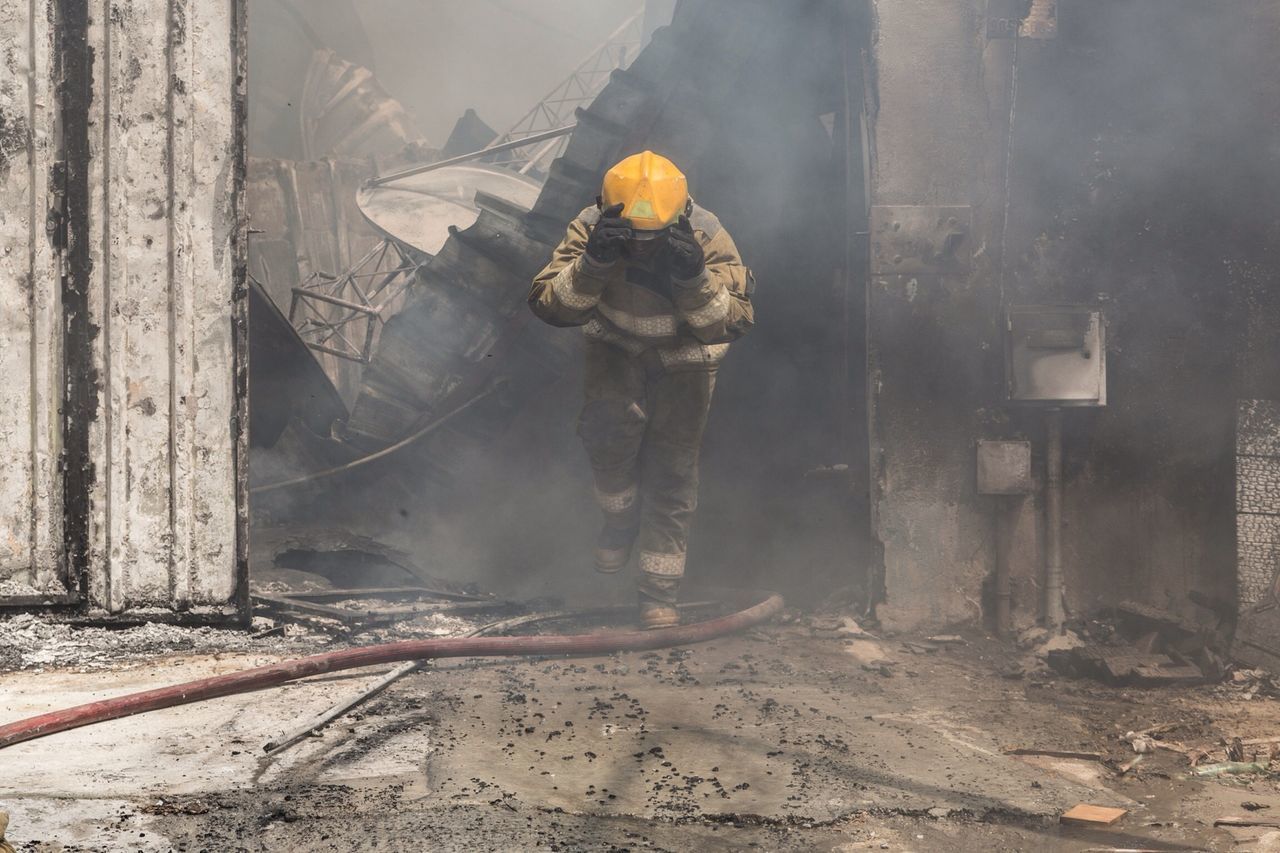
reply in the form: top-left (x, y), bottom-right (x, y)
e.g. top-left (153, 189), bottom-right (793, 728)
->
top-left (1005, 306), bottom-right (1106, 406)
top-left (977, 440), bottom-right (1033, 495)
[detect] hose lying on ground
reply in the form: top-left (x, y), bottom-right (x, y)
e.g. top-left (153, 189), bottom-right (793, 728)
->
top-left (0, 592), bottom-right (783, 751)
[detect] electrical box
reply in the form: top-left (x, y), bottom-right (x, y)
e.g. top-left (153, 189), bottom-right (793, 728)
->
top-left (1005, 306), bottom-right (1106, 406)
top-left (977, 440), bottom-right (1033, 495)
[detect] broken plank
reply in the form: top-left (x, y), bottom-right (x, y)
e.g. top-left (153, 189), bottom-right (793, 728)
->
top-left (1214, 816), bottom-right (1280, 828)
top-left (1005, 748), bottom-right (1104, 761)
top-left (1061, 804), bottom-right (1128, 826)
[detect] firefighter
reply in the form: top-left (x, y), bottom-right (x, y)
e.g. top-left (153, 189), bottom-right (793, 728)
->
top-left (528, 151), bottom-right (754, 629)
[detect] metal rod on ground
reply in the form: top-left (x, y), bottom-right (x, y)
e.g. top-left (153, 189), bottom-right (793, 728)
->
top-left (366, 124), bottom-right (577, 188)
top-left (1044, 407), bottom-right (1065, 631)
top-left (263, 660), bottom-right (423, 755)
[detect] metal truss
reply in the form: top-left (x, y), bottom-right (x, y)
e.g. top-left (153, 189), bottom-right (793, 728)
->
top-left (289, 238), bottom-right (423, 363)
top-left (491, 7), bottom-right (645, 175)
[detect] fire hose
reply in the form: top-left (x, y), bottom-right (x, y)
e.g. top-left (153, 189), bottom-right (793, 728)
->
top-left (0, 592), bottom-right (783, 751)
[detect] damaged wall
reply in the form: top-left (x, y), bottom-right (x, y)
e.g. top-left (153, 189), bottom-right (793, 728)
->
top-left (1004, 1), bottom-right (1280, 623)
top-left (868, 0), bottom-right (1017, 629)
top-left (0, 0), bottom-right (247, 619)
top-left (868, 0), bottom-right (1280, 630)
top-left (83, 0), bottom-right (247, 616)
top-left (0, 0), bottom-right (63, 599)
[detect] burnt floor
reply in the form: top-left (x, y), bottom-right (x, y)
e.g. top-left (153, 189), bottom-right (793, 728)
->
top-left (3, 619), bottom-right (1280, 851)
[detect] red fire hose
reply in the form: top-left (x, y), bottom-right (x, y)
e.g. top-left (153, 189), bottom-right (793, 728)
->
top-left (0, 592), bottom-right (783, 751)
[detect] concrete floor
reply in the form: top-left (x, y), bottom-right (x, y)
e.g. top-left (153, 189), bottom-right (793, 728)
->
top-left (2, 621), bottom-right (1280, 851)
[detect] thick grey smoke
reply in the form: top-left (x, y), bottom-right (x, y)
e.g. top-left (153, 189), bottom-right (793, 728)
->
top-left (248, 0), bottom-right (869, 610)
top-left (251, 0), bottom-right (1280, 623)
top-left (999, 0), bottom-right (1280, 616)
top-left (352, 0), bottom-right (651, 143)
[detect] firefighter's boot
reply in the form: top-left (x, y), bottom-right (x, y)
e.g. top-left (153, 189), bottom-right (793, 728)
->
top-left (594, 524), bottom-right (638, 574)
top-left (638, 570), bottom-right (681, 629)
top-left (639, 597), bottom-right (680, 630)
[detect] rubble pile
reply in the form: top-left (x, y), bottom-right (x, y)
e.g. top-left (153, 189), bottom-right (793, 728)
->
top-left (1044, 600), bottom-right (1231, 687)
top-left (0, 614), bottom-right (309, 672)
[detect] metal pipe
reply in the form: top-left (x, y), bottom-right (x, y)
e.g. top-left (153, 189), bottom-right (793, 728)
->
top-left (366, 124), bottom-right (577, 188)
top-left (994, 501), bottom-right (1011, 636)
top-left (517, 135), bottom-right (566, 176)
top-left (248, 381), bottom-right (501, 494)
top-left (0, 592), bottom-right (784, 751)
top-left (263, 660), bottom-right (423, 755)
top-left (290, 287), bottom-right (377, 314)
top-left (1044, 408), bottom-right (1065, 630)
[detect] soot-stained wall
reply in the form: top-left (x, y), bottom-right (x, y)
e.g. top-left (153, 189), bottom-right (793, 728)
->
top-left (1006, 1), bottom-right (1280, 621)
top-left (868, 0), bottom-right (1015, 629)
top-left (870, 0), bottom-right (1280, 629)
top-left (0, 0), bottom-right (247, 619)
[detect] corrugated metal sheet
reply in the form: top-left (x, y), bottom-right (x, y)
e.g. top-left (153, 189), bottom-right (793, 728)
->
top-left (0, 0), bottom-right (64, 600)
top-left (84, 0), bottom-right (244, 615)
top-left (0, 0), bottom-right (246, 619)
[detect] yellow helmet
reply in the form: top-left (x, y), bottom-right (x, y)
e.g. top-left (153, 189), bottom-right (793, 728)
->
top-left (601, 151), bottom-right (689, 239)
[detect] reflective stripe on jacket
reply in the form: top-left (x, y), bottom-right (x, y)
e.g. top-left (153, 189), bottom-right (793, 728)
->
top-left (528, 203), bottom-right (754, 368)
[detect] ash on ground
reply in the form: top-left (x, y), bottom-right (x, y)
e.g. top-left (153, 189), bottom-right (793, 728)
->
top-left (0, 614), bottom-right (311, 673)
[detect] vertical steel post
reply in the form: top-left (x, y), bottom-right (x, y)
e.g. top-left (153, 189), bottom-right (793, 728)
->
top-left (1044, 408), bottom-right (1065, 630)
top-left (994, 503), bottom-right (1011, 635)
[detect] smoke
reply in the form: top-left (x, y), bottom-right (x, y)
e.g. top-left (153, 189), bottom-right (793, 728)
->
top-left (245, 0), bottom-right (875, 611)
top-left (349, 0), bottom-right (647, 144)
top-left (249, 0), bottom-right (1280, 622)
top-left (1001, 0), bottom-right (1280, 616)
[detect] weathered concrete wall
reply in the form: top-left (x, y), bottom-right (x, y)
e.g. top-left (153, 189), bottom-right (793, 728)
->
top-left (82, 0), bottom-right (245, 615)
top-left (0, 0), bottom-right (63, 597)
top-left (867, 0), bottom-right (1030, 629)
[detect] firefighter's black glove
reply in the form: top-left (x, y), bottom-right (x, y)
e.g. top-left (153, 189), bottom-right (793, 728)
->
top-left (586, 203), bottom-right (631, 264)
top-left (667, 215), bottom-right (705, 280)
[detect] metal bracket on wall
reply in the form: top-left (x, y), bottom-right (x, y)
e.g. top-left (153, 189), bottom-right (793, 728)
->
top-left (869, 205), bottom-right (973, 276)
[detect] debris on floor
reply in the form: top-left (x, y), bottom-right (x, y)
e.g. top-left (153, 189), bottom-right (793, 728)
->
top-left (4, 619), bottom-right (1272, 851)
top-left (1191, 761), bottom-right (1271, 777)
top-left (0, 811), bottom-right (14, 853)
top-left (1223, 667), bottom-right (1280, 699)
top-left (1047, 645), bottom-right (1205, 686)
top-left (0, 613), bottom-right (311, 673)
top-left (1038, 597), bottom-right (1243, 688)
top-left (1060, 803), bottom-right (1128, 827)
top-left (1215, 815), bottom-right (1280, 828)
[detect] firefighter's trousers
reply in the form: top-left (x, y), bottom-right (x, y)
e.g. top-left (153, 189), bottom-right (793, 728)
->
top-left (577, 339), bottom-right (716, 603)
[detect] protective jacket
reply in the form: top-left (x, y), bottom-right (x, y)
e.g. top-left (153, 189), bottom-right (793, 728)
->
top-left (529, 203), bottom-right (754, 370)
top-left (528, 201), bottom-right (753, 607)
